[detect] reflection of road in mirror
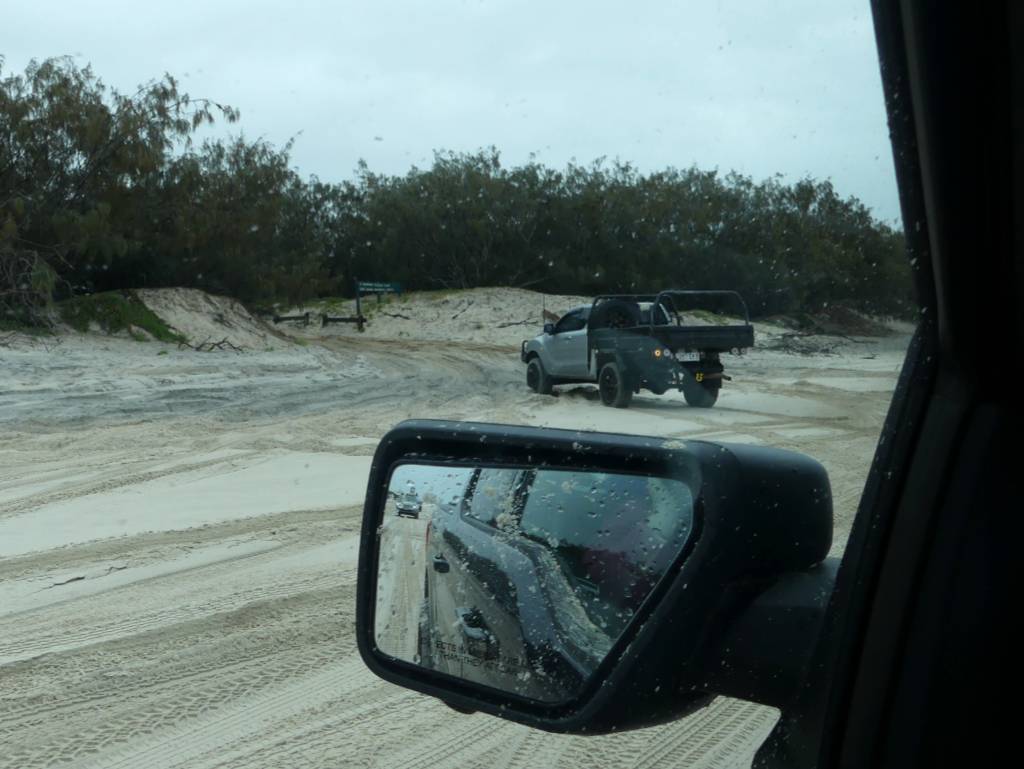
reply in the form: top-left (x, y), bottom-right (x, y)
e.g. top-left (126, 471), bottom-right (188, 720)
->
top-left (376, 464), bottom-right (695, 705)
top-left (375, 465), bottom-right (473, 663)
top-left (374, 497), bottom-right (432, 662)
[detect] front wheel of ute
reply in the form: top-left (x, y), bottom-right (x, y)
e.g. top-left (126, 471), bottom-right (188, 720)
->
top-left (526, 358), bottom-right (553, 395)
top-left (598, 362), bottom-right (633, 408)
top-left (683, 381), bottom-right (719, 408)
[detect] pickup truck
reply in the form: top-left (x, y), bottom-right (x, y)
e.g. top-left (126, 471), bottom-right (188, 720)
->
top-left (520, 290), bottom-right (754, 408)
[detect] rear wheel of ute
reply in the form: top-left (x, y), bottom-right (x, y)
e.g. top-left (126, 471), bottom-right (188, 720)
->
top-left (683, 380), bottom-right (719, 408)
top-left (598, 361), bottom-right (632, 408)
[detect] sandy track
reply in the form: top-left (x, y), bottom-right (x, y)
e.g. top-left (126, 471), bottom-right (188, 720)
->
top-left (0, 324), bottom-right (906, 768)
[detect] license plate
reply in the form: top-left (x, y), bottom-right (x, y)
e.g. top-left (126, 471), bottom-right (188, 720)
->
top-left (675, 351), bottom-right (700, 362)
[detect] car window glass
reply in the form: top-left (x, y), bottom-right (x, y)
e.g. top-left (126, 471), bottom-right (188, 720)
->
top-left (639, 303), bottom-right (671, 325)
top-left (520, 471), bottom-right (694, 630)
top-left (554, 311), bottom-right (586, 334)
top-left (464, 468), bottom-right (520, 527)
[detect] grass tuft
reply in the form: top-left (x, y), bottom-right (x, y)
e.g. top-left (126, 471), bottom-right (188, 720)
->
top-left (58, 291), bottom-right (186, 343)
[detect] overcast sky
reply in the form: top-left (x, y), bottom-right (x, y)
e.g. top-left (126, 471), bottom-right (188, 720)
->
top-left (4, 0), bottom-right (902, 224)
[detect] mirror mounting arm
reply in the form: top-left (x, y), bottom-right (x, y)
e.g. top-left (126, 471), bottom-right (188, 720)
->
top-left (703, 558), bottom-right (839, 710)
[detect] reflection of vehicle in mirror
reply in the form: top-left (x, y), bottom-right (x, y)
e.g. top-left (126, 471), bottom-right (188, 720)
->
top-left (420, 465), bottom-right (696, 703)
top-left (455, 607), bottom-right (500, 662)
top-left (521, 290), bottom-right (754, 408)
top-left (394, 487), bottom-right (422, 518)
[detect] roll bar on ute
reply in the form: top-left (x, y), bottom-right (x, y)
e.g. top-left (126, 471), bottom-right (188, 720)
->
top-left (591, 290), bottom-right (752, 327)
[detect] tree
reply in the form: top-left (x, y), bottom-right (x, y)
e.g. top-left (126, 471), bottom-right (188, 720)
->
top-left (2, 56), bottom-right (912, 324)
top-left (1, 56), bottom-right (237, 322)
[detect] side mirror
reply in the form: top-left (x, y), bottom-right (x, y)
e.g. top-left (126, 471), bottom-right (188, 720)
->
top-left (543, 322), bottom-right (555, 335)
top-left (357, 420), bottom-right (833, 734)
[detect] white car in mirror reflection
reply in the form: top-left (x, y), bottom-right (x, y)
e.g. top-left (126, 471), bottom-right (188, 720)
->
top-left (420, 467), bottom-right (695, 703)
top-left (394, 488), bottom-right (423, 519)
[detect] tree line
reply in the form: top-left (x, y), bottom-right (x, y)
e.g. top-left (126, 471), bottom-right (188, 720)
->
top-left (1, 57), bottom-right (912, 325)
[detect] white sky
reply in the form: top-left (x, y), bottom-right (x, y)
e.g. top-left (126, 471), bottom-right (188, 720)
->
top-left (4, 0), bottom-right (902, 224)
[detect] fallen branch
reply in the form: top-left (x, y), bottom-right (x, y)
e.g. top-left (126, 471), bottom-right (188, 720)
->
top-left (178, 337), bottom-right (244, 352)
top-left (496, 318), bottom-right (536, 328)
top-left (451, 301), bottom-right (474, 320)
top-left (781, 329), bottom-right (868, 345)
top-left (799, 314), bottom-right (876, 342)
top-left (380, 311), bottom-right (412, 320)
top-left (762, 336), bottom-right (841, 356)
top-left (39, 334), bottom-right (64, 352)
top-left (0, 331), bottom-right (63, 351)
top-left (46, 575), bottom-right (86, 589)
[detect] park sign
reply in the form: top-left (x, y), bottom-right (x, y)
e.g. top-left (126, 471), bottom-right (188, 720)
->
top-left (357, 281), bottom-right (402, 295)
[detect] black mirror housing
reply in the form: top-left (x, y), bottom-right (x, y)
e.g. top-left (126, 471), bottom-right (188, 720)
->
top-left (543, 322), bottom-right (555, 335)
top-left (357, 420), bottom-right (833, 734)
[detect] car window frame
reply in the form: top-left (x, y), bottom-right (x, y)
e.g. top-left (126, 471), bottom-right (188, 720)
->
top-left (553, 309), bottom-right (587, 334)
top-left (757, 2), bottom-right (1017, 768)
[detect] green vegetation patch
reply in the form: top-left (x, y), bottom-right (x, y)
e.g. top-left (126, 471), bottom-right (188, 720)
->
top-left (317, 296), bottom-right (352, 312)
top-left (0, 318), bottom-right (54, 336)
top-left (58, 291), bottom-right (186, 343)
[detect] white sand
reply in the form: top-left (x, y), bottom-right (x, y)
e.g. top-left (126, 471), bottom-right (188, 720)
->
top-left (0, 452), bottom-right (371, 558)
top-left (0, 286), bottom-right (910, 769)
top-left (134, 287), bottom-right (285, 349)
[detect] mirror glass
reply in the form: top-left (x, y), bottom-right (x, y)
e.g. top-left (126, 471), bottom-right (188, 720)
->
top-left (374, 463), bottom-right (696, 703)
